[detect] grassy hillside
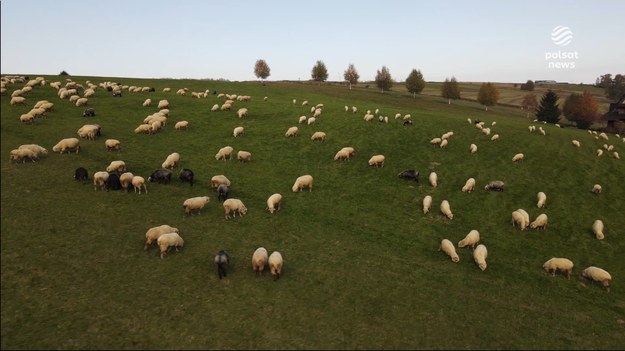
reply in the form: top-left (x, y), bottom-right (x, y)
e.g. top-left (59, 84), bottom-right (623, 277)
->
top-left (2, 75), bottom-right (624, 349)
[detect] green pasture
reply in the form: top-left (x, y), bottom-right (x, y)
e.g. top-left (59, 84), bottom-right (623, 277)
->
top-left (1, 76), bottom-right (624, 349)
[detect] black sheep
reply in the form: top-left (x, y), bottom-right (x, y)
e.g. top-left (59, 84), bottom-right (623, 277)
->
top-left (74, 167), bottom-right (88, 183)
top-left (398, 169), bottom-right (419, 182)
top-left (214, 250), bottom-right (230, 280)
top-left (217, 184), bottom-right (229, 202)
top-left (106, 172), bottom-right (122, 191)
top-left (179, 168), bottom-right (194, 186)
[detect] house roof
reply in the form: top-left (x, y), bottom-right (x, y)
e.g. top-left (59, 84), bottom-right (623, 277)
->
top-left (602, 93), bottom-right (625, 121)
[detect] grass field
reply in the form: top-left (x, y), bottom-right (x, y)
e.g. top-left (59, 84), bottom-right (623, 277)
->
top-left (2, 75), bottom-right (624, 349)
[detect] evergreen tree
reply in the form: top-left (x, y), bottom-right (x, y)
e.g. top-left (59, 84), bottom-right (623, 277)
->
top-left (343, 64), bottom-right (359, 90)
top-left (441, 76), bottom-right (460, 104)
top-left (535, 90), bottom-right (561, 124)
top-left (477, 82), bottom-right (499, 111)
top-left (254, 59), bottom-right (270, 83)
top-left (405, 69), bottom-right (425, 98)
top-left (375, 66), bottom-right (393, 93)
top-left (311, 60), bottom-right (328, 83)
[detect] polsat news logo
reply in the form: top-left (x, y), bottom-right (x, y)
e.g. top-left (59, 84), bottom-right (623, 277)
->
top-left (546, 25), bottom-right (578, 69)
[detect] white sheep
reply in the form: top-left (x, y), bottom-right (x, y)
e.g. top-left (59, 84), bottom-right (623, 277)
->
top-left (571, 140), bottom-right (581, 147)
top-left (162, 152), bottom-right (180, 169)
top-left (175, 121), bottom-right (189, 130)
top-left (298, 115), bottom-right (307, 124)
top-left (157, 233), bottom-right (184, 259)
top-left (237, 108), bottom-right (248, 118)
top-left (93, 171), bottom-right (109, 191)
top-left (440, 200), bottom-right (453, 219)
top-left (9, 148), bottom-right (37, 163)
top-left (469, 144), bottom-right (477, 154)
top-left (106, 160), bottom-right (126, 173)
top-left (183, 196), bottom-right (210, 215)
top-left (237, 150), bottom-right (252, 162)
top-left (252, 247), bottom-right (268, 275)
top-left (268, 251), bottom-right (284, 281)
top-left (580, 266), bottom-right (612, 292)
top-left (429, 172), bottom-right (438, 188)
top-left (307, 117), bottom-right (316, 125)
top-left (105, 139), bottom-right (121, 152)
top-left (77, 124), bottom-right (100, 140)
top-left (18, 144), bottom-right (47, 159)
top-left (430, 137), bottom-right (442, 145)
top-left (144, 224), bottom-right (178, 250)
top-left (422, 195), bottom-right (432, 214)
top-left (215, 146), bottom-right (234, 161)
top-left (10, 96), bottom-right (26, 105)
top-left (592, 219), bottom-right (605, 240)
top-left (334, 149), bottom-right (351, 161)
top-left (52, 138), bottom-right (80, 154)
top-left (292, 175), bottom-right (314, 192)
top-left (119, 172), bottom-right (134, 192)
top-left (157, 99), bottom-right (169, 109)
top-left (266, 193), bottom-right (283, 214)
top-left (132, 176), bottom-right (147, 194)
top-left (311, 131), bottom-right (326, 141)
top-left (211, 104), bottom-right (220, 112)
top-left (511, 210), bottom-right (527, 230)
top-left (439, 239), bottom-right (460, 263)
top-left (231, 126), bottom-right (245, 138)
top-left (75, 97), bottom-right (89, 107)
top-left (458, 230), bottom-right (480, 249)
top-left (368, 155), bottom-right (385, 167)
top-left (439, 139), bottom-right (449, 148)
top-left (530, 213), bottom-right (548, 230)
top-left (467, 118), bottom-right (472, 124)
top-left (134, 124), bottom-right (151, 134)
top-left (543, 258), bottom-right (574, 279)
top-left (210, 175), bottom-right (231, 190)
top-left (592, 184), bottom-right (602, 194)
top-left (536, 192), bottom-right (547, 208)
top-left (19, 113), bottom-right (35, 124)
top-left (462, 178), bottom-right (476, 193)
top-left (614, 152), bottom-right (620, 160)
top-left (491, 134), bottom-right (499, 141)
top-left (221, 103), bottom-right (232, 111)
top-left (352, 106), bottom-right (357, 113)
top-left (517, 209), bottom-right (530, 229)
top-left (512, 153), bottom-right (524, 162)
top-left (223, 198), bottom-right (247, 219)
top-left (473, 244), bottom-right (488, 271)
top-left (285, 126), bottom-right (299, 137)
top-left (598, 132), bottom-right (609, 140)
top-left (596, 149), bottom-right (603, 157)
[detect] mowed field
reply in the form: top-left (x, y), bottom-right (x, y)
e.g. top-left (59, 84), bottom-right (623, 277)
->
top-left (1, 75), bottom-right (624, 349)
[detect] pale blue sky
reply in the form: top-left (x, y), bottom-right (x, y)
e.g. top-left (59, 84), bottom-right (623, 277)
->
top-left (1, 0), bottom-right (623, 83)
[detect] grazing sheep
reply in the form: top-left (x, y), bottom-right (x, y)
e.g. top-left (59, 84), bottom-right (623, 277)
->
top-left (119, 172), bottom-right (134, 192)
top-left (148, 168), bottom-right (173, 184)
top-left (440, 200), bottom-right (453, 219)
top-left (211, 104), bottom-right (220, 112)
top-left (183, 196), bottom-right (210, 215)
top-left (285, 126), bottom-right (299, 137)
top-left (157, 99), bottom-right (169, 109)
top-left (491, 134), bottom-right (499, 141)
top-left (221, 103), bottom-right (232, 111)
top-left (93, 171), bottom-right (109, 191)
top-left (75, 98), bottom-right (89, 107)
top-left (105, 139), bottom-right (121, 152)
top-left (439, 139), bottom-right (449, 148)
top-left (592, 219), bottom-right (605, 240)
top-left (52, 138), bottom-right (80, 154)
top-left (543, 258), bottom-right (574, 279)
top-left (175, 121), bottom-right (189, 130)
top-left (598, 132), bottom-right (609, 140)
top-left (252, 247), bottom-right (269, 275)
top-left (10, 96), bottom-right (26, 105)
top-left (512, 210), bottom-right (527, 230)
top-left (18, 144), bottom-right (47, 158)
top-left (592, 184), bottom-right (602, 194)
top-left (580, 266), bottom-right (612, 292)
top-left (106, 160), bottom-right (126, 173)
top-left (530, 213), bottom-right (548, 230)
top-left (469, 144), bottom-right (478, 154)
top-left (596, 149), bottom-right (603, 157)
top-left (74, 167), bottom-right (89, 183)
top-left (162, 152), bottom-right (180, 169)
top-left (614, 152), bottom-right (620, 160)
top-left (484, 180), bottom-right (505, 191)
top-left (571, 140), bottom-right (581, 147)
top-left (144, 224), bottom-right (178, 250)
top-left (237, 150), bottom-right (252, 162)
top-left (223, 198), bottom-right (247, 219)
top-left (179, 168), bottom-right (194, 186)
top-left (266, 193), bottom-right (283, 214)
top-left (403, 119), bottom-right (412, 126)
top-left (157, 233), bottom-right (184, 259)
top-left (77, 124), bottom-right (101, 140)
top-left (439, 239), bottom-right (460, 263)
top-left (292, 175), bottom-right (314, 192)
top-left (237, 108), bottom-right (248, 118)
top-left (352, 106), bottom-right (357, 113)
top-left (217, 184), bottom-right (229, 202)
top-left (134, 124), bottom-right (151, 134)
top-left (536, 192), bottom-right (547, 208)
top-left (298, 115), bottom-right (307, 124)
top-left (233, 126), bottom-right (244, 137)
top-left (9, 148), bottom-right (38, 163)
top-left (473, 244), bottom-right (488, 271)
top-left (211, 175), bottom-right (231, 190)
top-left (268, 251), bottom-right (284, 281)
top-left (462, 178), bottom-right (476, 193)
top-left (429, 172), bottom-right (438, 188)
top-left (422, 195), bottom-right (432, 214)
top-left (214, 250), bottom-right (230, 280)
top-left (215, 146), bottom-right (234, 161)
top-left (368, 154), bottom-right (385, 167)
top-left (512, 153), bottom-right (524, 162)
top-left (307, 117), bottom-right (316, 125)
top-left (458, 230), bottom-right (480, 249)
top-left (105, 173), bottom-right (122, 191)
top-left (398, 170), bottom-right (419, 182)
top-left (334, 148), bottom-right (351, 161)
top-left (132, 176), bottom-right (147, 194)
top-left (19, 113), bottom-right (35, 124)
top-left (517, 208), bottom-right (530, 227)
top-left (311, 131), bottom-right (326, 141)
top-left (430, 138), bottom-right (442, 145)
